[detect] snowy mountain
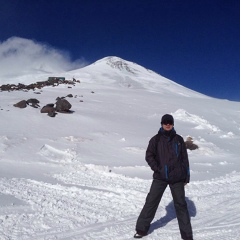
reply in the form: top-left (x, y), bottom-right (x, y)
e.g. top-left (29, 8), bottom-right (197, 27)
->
top-left (0, 56), bottom-right (240, 239)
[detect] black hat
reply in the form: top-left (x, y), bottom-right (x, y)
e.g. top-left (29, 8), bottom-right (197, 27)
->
top-left (161, 114), bottom-right (174, 125)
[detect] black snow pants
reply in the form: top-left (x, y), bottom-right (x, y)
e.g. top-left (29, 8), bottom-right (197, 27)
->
top-left (135, 179), bottom-right (193, 240)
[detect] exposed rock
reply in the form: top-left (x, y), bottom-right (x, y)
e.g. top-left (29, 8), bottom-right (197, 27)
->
top-left (13, 100), bottom-right (27, 108)
top-left (12, 91), bottom-right (76, 117)
top-left (48, 112), bottom-right (57, 117)
top-left (55, 99), bottom-right (72, 113)
top-left (40, 104), bottom-right (57, 117)
top-left (46, 103), bottom-right (54, 107)
top-left (27, 98), bottom-right (40, 104)
top-left (185, 136), bottom-right (199, 150)
top-left (27, 98), bottom-right (40, 108)
top-left (0, 78), bottom-right (80, 92)
top-left (40, 105), bottom-right (55, 113)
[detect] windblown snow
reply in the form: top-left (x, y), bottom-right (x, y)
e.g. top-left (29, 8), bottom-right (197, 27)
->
top-left (0, 56), bottom-right (240, 239)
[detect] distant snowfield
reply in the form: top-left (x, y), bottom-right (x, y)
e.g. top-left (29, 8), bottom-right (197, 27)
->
top-left (0, 57), bottom-right (240, 239)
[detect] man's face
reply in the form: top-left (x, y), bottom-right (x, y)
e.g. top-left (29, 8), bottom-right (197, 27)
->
top-left (162, 122), bottom-right (174, 131)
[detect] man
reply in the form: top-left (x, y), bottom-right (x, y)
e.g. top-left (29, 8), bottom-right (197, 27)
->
top-left (134, 114), bottom-right (193, 239)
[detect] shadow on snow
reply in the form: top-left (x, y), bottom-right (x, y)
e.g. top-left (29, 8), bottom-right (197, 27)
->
top-left (149, 197), bottom-right (196, 234)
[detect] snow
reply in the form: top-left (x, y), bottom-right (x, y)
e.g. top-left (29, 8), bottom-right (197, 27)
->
top-left (0, 56), bottom-right (240, 239)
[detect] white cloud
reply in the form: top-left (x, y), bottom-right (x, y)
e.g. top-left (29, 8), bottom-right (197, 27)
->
top-left (0, 37), bottom-right (87, 79)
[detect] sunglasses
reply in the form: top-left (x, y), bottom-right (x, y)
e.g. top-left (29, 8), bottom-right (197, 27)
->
top-left (162, 120), bottom-right (173, 125)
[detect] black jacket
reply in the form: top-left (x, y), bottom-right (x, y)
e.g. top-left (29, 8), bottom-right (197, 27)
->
top-left (145, 128), bottom-right (190, 183)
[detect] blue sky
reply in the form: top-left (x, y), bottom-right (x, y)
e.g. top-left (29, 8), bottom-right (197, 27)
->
top-left (1, 0), bottom-right (240, 101)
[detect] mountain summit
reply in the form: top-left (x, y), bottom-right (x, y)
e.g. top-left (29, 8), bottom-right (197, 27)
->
top-left (93, 56), bottom-right (150, 75)
top-left (68, 56), bottom-right (209, 99)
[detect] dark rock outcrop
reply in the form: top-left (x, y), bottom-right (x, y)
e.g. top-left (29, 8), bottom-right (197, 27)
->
top-left (13, 100), bottom-right (27, 108)
top-left (13, 94), bottom-right (74, 117)
top-left (185, 136), bottom-right (199, 150)
top-left (0, 78), bottom-right (80, 92)
top-left (55, 99), bottom-right (72, 113)
top-left (40, 104), bottom-right (56, 117)
top-left (27, 98), bottom-right (40, 108)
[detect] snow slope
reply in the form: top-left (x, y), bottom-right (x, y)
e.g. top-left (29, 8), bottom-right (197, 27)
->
top-left (0, 56), bottom-right (240, 239)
